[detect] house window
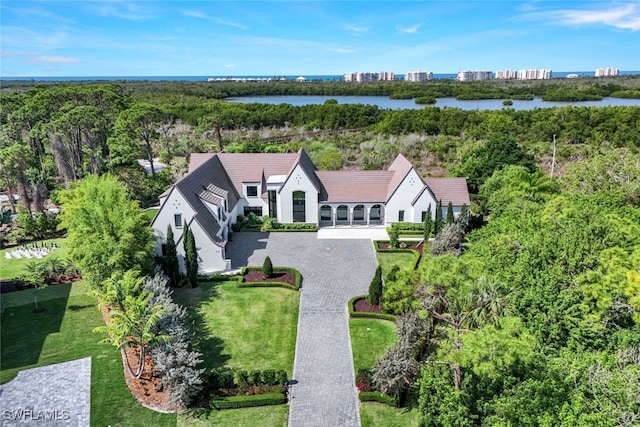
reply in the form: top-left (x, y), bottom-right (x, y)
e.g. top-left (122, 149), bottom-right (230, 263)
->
top-left (370, 205), bottom-right (382, 221)
top-left (336, 205), bottom-right (348, 221)
top-left (320, 205), bottom-right (332, 221)
top-left (246, 186), bottom-right (258, 197)
top-left (398, 210), bottom-right (405, 222)
top-left (174, 213), bottom-right (182, 228)
top-left (292, 191), bottom-right (306, 222)
top-left (353, 205), bottom-right (365, 221)
top-left (243, 206), bottom-right (263, 217)
top-left (268, 190), bottom-right (277, 218)
top-left (421, 211), bottom-right (427, 222)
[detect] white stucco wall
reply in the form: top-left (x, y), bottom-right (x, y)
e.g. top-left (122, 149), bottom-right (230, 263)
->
top-left (412, 188), bottom-right (438, 221)
top-left (278, 164), bottom-right (319, 224)
top-left (186, 220), bottom-right (227, 273)
top-left (151, 187), bottom-right (196, 254)
top-left (385, 169), bottom-right (424, 223)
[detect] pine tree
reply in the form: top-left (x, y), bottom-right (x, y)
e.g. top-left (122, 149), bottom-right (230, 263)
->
top-left (423, 204), bottom-right (432, 240)
top-left (263, 256), bottom-right (273, 279)
top-left (434, 200), bottom-right (443, 234)
top-left (165, 225), bottom-right (179, 287)
top-left (446, 201), bottom-right (455, 224)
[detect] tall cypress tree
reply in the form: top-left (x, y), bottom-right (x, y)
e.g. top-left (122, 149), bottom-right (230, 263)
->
top-left (423, 204), bottom-right (433, 240)
top-left (165, 225), bottom-right (179, 287)
top-left (434, 199), bottom-right (443, 234)
top-left (186, 226), bottom-right (198, 288)
top-left (446, 201), bottom-right (455, 224)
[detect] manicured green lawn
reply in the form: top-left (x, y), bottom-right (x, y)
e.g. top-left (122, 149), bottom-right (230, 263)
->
top-left (173, 280), bottom-right (299, 373)
top-left (143, 207), bottom-right (160, 223)
top-left (0, 283), bottom-right (176, 426)
top-left (360, 402), bottom-right (419, 427)
top-left (178, 405), bottom-right (289, 426)
top-left (0, 237), bottom-right (70, 279)
top-left (375, 251), bottom-right (419, 278)
top-left (349, 318), bottom-right (396, 371)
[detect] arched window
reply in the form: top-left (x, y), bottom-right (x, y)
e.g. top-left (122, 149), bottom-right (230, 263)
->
top-left (353, 205), bottom-right (365, 221)
top-left (320, 205), bottom-right (332, 222)
top-left (292, 191), bottom-right (306, 222)
top-left (336, 205), bottom-right (348, 222)
top-left (370, 204), bottom-right (382, 221)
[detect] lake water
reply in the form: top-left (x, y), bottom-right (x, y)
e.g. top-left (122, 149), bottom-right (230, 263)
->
top-left (226, 95), bottom-right (640, 111)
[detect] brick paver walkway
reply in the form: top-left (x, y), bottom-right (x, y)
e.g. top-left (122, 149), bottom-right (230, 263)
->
top-left (227, 233), bottom-right (378, 427)
top-left (0, 357), bottom-right (91, 426)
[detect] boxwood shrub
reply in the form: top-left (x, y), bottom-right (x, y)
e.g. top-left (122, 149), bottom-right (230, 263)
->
top-left (347, 295), bottom-right (397, 322)
top-left (359, 391), bottom-right (397, 407)
top-left (262, 222), bottom-right (317, 232)
top-left (210, 393), bottom-right (287, 410)
top-left (240, 266), bottom-right (302, 290)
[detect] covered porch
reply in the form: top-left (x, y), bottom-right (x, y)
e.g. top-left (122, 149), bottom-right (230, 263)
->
top-left (318, 203), bottom-right (385, 227)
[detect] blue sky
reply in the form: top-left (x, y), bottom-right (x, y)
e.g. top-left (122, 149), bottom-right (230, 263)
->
top-left (1, 1), bottom-right (639, 77)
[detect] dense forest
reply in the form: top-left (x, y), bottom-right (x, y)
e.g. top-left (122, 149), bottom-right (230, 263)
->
top-left (1, 79), bottom-right (639, 424)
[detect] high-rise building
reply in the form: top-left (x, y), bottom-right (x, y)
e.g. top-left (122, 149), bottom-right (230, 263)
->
top-left (405, 71), bottom-right (434, 82)
top-left (344, 71), bottom-right (396, 82)
top-left (495, 69), bottom-right (551, 80)
top-left (595, 67), bottom-right (619, 77)
top-left (457, 70), bottom-right (493, 81)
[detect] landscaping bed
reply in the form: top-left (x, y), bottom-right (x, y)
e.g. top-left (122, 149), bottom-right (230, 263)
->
top-left (243, 270), bottom-right (297, 288)
top-left (376, 241), bottom-right (425, 255)
top-left (354, 298), bottom-right (382, 313)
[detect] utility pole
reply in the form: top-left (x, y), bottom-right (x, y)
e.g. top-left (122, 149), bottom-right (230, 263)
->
top-left (550, 134), bottom-right (557, 178)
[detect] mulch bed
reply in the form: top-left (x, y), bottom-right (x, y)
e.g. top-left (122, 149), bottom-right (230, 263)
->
top-left (243, 270), bottom-right (297, 287)
top-left (122, 347), bottom-right (175, 413)
top-left (377, 242), bottom-right (425, 255)
top-left (354, 298), bottom-right (383, 313)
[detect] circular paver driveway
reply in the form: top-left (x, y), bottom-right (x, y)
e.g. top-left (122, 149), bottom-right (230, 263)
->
top-left (226, 232), bottom-right (378, 427)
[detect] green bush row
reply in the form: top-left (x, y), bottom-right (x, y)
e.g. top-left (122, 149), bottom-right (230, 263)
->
top-left (240, 266), bottom-right (302, 290)
top-left (210, 393), bottom-right (287, 410)
top-left (389, 223), bottom-right (424, 231)
top-left (262, 222), bottom-right (317, 232)
top-left (198, 274), bottom-right (242, 282)
top-left (373, 241), bottom-right (421, 270)
top-left (208, 367), bottom-right (288, 389)
top-left (347, 295), bottom-right (397, 322)
top-left (359, 391), bottom-right (397, 407)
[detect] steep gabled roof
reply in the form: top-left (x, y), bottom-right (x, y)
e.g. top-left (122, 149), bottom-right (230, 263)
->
top-left (386, 153), bottom-right (423, 202)
top-left (217, 152), bottom-right (299, 196)
top-left (188, 153), bottom-right (215, 174)
top-left (316, 171), bottom-right (394, 203)
top-left (173, 155), bottom-right (238, 247)
top-left (279, 149), bottom-right (324, 195)
top-left (424, 178), bottom-right (471, 206)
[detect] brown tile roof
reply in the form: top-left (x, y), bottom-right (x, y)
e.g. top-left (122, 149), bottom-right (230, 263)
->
top-left (424, 178), bottom-right (471, 206)
top-left (188, 153), bottom-right (215, 174)
top-left (316, 171), bottom-right (394, 203)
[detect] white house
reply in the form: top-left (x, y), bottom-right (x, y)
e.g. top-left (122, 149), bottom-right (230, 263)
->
top-left (151, 149), bottom-right (470, 273)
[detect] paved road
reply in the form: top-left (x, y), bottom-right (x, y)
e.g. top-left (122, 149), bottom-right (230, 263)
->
top-left (227, 233), bottom-right (378, 427)
top-left (0, 357), bottom-right (91, 426)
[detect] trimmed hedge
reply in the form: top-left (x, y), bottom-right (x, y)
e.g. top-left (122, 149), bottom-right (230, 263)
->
top-left (210, 393), bottom-right (287, 410)
top-left (374, 241), bottom-right (421, 271)
top-left (359, 391), bottom-right (397, 407)
top-left (389, 223), bottom-right (424, 231)
top-left (348, 295), bottom-right (397, 322)
top-left (198, 274), bottom-right (243, 282)
top-left (262, 222), bottom-right (317, 232)
top-left (240, 266), bottom-right (302, 290)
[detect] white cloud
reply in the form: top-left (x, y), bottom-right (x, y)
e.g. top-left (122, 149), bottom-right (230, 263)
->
top-left (396, 23), bottom-right (422, 34)
top-left (345, 24), bottom-right (370, 36)
top-left (328, 47), bottom-right (355, 54)
top-left (27, 55), bottom-right (79, 64)
top-left (224, 64), bottom-right (234, 69)
top-left (521, 3), bottom-right (640, 31)
top-left (182, 10), bottom-right (248, 30)
top-left (86, 2), bottom-right (156, 20)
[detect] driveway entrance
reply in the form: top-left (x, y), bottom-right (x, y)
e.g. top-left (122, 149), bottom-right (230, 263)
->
top-left (226, 232), bottom-right (378, 427)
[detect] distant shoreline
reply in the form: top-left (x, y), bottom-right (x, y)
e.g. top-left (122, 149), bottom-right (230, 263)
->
top-left (2, 71), bottom-right (640, 82)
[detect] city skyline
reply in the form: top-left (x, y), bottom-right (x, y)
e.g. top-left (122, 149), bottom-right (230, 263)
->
top-left (1, 1), bottom-right (639, 77)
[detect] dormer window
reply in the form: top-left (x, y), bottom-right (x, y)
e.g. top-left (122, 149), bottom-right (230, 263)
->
top-left (246, 186), bottom-right (258, 197)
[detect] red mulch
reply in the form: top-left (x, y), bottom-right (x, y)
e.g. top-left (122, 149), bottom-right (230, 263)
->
top-left (354, 298), bottom-right (383, 313)
top-left (378, 242), bottom-right (424, 255)
top-left (122, 347), bottom-right (175, 413)
top-left (244, 270), bottom-right (297, 287)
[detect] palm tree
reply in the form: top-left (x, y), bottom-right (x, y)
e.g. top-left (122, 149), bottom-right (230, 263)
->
top-left (94, 290), bottom-right (170, 379)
